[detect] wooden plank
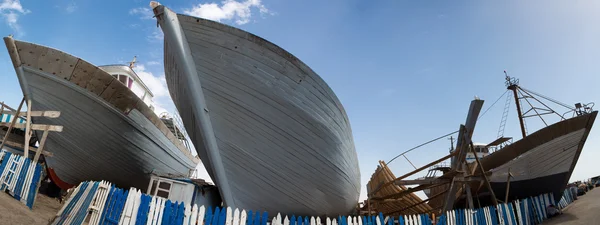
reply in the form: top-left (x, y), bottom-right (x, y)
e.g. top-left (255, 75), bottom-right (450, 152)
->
top-left (86, 69), bottom-right (116, 96)
top-left (15, 41), bottom-right (43, 69)
top-left (70, 60), bottom-right (98, 88)
top-left (370, 153), bottom-right (456, 196)
top-left (0, 123), bottom-right (63, 132)
top-left (1, 140), bottom-right (53, 157)
top-left (36, 47), bottom-right (79, 80)
top-left (0, 110), bottom-right (61, 118)
top-left (0, 98), bottom-right (25, 151)
top-left (32, 127), bottom-right (49, 163)
top-left (394, 178), bottom-right (452, 186)
top-left (24, 99), bottom-right (32, 158)
top-left (107, 86), bottom-right (138, 113)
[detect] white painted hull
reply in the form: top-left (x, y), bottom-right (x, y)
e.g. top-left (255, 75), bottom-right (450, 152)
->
top-left (4, 38), bottom-right (199, 190)
top-left (154, 5), bottom-right (361, 216)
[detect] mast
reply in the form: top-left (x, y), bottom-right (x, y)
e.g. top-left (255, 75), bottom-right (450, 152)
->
top-left (505, 71), bottom-right (527, 138)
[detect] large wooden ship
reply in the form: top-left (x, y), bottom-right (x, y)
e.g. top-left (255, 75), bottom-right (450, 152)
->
top-left (3, 37), bottom-right (199, 190)
top-left (150, 2), bottom-right (361, 216)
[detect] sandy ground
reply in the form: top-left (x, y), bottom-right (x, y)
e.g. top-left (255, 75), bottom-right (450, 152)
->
top-left (0, 192), bottom-right (62, 225)
top-left (542, 187), bottom-right (600, 225)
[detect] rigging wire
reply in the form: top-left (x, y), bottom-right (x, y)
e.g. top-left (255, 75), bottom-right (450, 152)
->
top-left (386, 130), bottom-right (459, 165)
top-left (519, 86), bottom-right (574, 110)
top-left (478, 90), bottom-right (509, 120)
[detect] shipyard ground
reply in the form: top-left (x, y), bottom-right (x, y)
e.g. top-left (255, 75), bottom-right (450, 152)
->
top-left (0, 192), bottom-right (61, 225)
top-left (542, 187), bottom-right (600, 225)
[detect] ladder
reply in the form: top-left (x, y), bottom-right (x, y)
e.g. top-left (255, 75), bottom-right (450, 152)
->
top-left (497, 92), bottom-right (512, 138)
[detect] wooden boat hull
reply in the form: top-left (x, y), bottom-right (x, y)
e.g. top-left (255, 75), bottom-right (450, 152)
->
top-left (4, 38), bottom-right (199, 190)
top-left (153, 4), bottom-right (361, 216)
top-left (459, 111), bottom-right (597, 206)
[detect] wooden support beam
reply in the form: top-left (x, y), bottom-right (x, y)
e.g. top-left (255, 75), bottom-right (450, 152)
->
top-left (24, 99), bottom-right (32, 158)
top-left (0, 123), bottom-right (63, 132)
top-left (389, 188), bottom-right (448, 215)
top-left (369, 153), bottom-right (456, 196)
top-left (0, 98), bottom-right (24, 151)
top-left (33, 127), bottom-right (49, 163)
top-left (373, 182), bottom-right (449, 201)
top-left (471, 141), bottom-right (498, 206)
top-left (505, 168), bottom-right (512, 203)
top-left (0, 140), bottom-right (53, 157)
top-left (0, 110), bottom-right (61, 118)
top-left (395, 178), bottom-right (452, 186)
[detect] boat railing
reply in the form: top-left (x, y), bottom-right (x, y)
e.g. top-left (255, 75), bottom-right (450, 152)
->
top-left (562, 102), bottom-right (595, 120)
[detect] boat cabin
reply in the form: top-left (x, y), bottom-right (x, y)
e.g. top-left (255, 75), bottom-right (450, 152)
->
top-left (98, 65), bottom-right (155, 111)
top-left (466, 143), bottom-right (490, 163)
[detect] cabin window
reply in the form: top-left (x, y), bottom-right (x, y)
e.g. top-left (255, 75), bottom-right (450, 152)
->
top-left (157, 190), bottom-right (170, 198)
top-left (148, 179), bottom-right (173, 199)
top-left (112, 74), bottom-right (134, 89)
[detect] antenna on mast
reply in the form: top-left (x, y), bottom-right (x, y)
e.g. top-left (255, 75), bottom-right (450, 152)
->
top-left (128, 56), bottom-right (137, 69)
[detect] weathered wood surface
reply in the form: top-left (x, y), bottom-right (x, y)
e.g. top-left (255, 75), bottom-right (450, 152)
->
top-left (1, 139), bottom-right (54, 157)
top-left (366, 161), bottom-right (432, 216)
top-left (0, 122), bottom-right (63, 132)
top-left (3, 37), bottom-right (199, 189)
top-left (0, 110), bottom-right (61, 118)
top-left (154, 5), bottom-right (360, 216)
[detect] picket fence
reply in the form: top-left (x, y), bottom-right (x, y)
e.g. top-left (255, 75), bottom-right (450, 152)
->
top-left (53, 181), bottom-right (578, 225)
top-left (0, 149), bottom-right (44, 208)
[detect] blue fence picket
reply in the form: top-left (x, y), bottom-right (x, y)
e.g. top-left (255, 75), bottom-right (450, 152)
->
top-left (55, 181), bottom-right (89, 225)
top-left (204, 207), bottom-right (213, 225)
top-left (26, 163), bottom-right (42, 208)
top-left (72, 182), bottom-right (100, 225)
top-left (135, 194), bottom-right (151, 225)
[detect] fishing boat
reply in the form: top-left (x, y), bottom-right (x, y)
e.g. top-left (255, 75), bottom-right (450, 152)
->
top-left (3, 37), bottom-right (200, 190)
top-left (150, 2), bottom-right (361, 216)
top-left (426, 75), bottom-right (597, 208)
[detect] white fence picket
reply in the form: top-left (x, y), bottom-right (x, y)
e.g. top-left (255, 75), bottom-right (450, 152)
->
top-left (239, 209), bottom-right (246, 225)
top-left (284, 216), bottom-right (290, 225)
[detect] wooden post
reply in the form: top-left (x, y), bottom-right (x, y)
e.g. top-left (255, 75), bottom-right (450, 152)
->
top-left (0, 98), bottom-right (25, 151)
top-left (33, 126), bottom-right (49, 163)
top-left (24, 99), bottom-right (32, 158)
top-left (505, 168), bottom-right (512, 203)
top-left (470, 142), bottom-right (498, 206)
top-left (0, 101), bottom-right (4, 115)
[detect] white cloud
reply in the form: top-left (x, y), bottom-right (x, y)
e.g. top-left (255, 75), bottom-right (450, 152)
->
top-left (147, 61), bottom-right (161, 66)
top-left (66, 2), bottom-right (77, 13)
top-left (0, 0), bottom-right (30, 36)
top-left (147, 30), bottom-right (163, 42)
top-left (129, 7), bottom-right (153, 20)
top-left (132, 64), bottom-right (170, 98)
top-left (183, 0), bottom-right (270, 25)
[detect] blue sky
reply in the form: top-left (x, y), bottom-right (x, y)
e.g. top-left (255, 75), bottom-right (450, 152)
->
top-left (1, 0), bottom-right (600, 202)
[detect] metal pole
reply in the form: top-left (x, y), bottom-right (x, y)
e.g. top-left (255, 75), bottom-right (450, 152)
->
top-left (509, 85), bottom-right (527, 138)
top-left (0, 98), bottom-right (25, 151)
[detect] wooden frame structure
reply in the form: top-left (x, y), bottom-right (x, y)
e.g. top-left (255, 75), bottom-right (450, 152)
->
top-left (0, 99), bottom-right (62, 163)
top-left (364, 99), bottom-right (503, 217)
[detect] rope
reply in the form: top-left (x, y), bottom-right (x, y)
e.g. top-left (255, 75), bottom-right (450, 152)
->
top-left (386, 130), bottom-right (459, 165)
top-left (478, 90), bottom-right (509, 120)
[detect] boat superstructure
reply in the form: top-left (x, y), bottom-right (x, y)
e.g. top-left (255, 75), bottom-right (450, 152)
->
top-left (3, 37), bottom-right (200, 190)
top-left (151, 2), bottom-right (361, 216)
